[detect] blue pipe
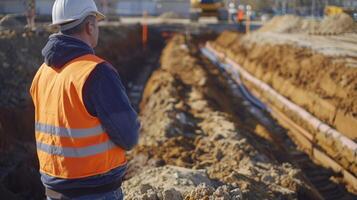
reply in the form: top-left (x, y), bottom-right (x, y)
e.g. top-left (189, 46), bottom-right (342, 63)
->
top-left (200, 47), bottom-right (267, 111)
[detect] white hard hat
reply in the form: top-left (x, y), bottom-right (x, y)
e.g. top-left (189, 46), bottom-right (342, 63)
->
top-left (51, 0), bottom-right (105, 30)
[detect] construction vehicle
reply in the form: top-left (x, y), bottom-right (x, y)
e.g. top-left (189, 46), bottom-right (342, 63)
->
top-left (324, 5), bottom-right (357, 21)
top-left (190, 0), bottom-right (228, 22)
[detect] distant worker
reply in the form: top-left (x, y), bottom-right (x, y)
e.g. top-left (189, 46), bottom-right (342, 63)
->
top-left (237, 5), bottom-right (245, 30)
top-left (30, 0), bottom-right (140, 199)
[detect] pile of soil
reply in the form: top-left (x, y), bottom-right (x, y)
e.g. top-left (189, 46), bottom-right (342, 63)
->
top-left (258, 14), bottom-right (356, 35)
top-left (258, 15), bottom-right (307, 33)
top-left (125, 35), bottom-right (316, 199)
top-left (123, 165), bottom-right (243, 200)
top-left (315, 13), bottom-right (356, 34)
top-left (211, 31), bottom-right (357, 189)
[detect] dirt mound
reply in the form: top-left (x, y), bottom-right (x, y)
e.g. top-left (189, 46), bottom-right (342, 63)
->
top-left (127, 34), bottom-right (317, 199)
top-left (124, 165), bottom-right (242, 200)
top-left (259, 14), bottom-right (356, 35)
top-left (123, 165), bottom-right (240, 199)
top-left (185, 184), bottom-right (242, 200)
top-left (315, 13), bottom-right (356, 34)
top-left (258, 15), bottom-right (306, 33)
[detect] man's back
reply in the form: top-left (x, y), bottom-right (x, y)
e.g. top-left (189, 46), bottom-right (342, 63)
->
top-left (30, 13), bottom-right (139, 198)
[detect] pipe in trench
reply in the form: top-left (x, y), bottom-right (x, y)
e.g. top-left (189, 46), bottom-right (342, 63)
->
top-left (200, 42), bottom-right (357, 191)
top-left (201, 43), bottom-right (357, 153)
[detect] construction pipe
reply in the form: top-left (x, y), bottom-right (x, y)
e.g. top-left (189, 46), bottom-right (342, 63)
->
top-left (202, 43), bottom-right (357, 191)
top-left (203, 42), bottom-right (357, 155)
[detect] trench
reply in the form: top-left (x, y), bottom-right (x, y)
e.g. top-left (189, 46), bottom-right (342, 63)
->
top-left (200, 45), bottom-right (357, 200)
top-left (0, 23), bottom-right (356, 200)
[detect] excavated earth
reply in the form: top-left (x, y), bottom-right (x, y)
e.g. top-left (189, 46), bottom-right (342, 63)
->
top-left (209, 18), bottom-right (357, 194)
top-left (211, 31), bottom-right (357, 141)
top-left (123, 35), bottom-right (326, 200)
top-left (1, 17), bottom-right (356, 199)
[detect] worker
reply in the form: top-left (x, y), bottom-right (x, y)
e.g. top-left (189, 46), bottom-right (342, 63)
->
top-left (237, 5), bottom-right (245, 30)
top-left (29, 0), bottom-right (140, 199)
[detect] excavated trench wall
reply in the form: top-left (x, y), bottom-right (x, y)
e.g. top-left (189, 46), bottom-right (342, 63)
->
top-left (0, 25), bottom-right (162, 199)
top-left (212, 31), bottom-right (357, 141)
top-left (210, 31), bottom-right (357, 191)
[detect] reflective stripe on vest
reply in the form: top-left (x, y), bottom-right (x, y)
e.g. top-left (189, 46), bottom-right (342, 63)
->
top-left (35, 123), bottom-right (104, 138)
top-left (30, 54), bottom-right (126, 179)
top-left (36, 140), bottom-right (116, 158)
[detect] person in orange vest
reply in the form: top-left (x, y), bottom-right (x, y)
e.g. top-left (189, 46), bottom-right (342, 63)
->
top-left (30, 0), bottom-right (139, 199)
top-left (237, 6), bottom-right (244, 22)
top-left (236, 5), bottom-right (245, 31)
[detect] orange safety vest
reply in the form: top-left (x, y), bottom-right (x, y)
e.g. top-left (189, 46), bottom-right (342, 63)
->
top-left (30, 54), bottom-right (126, 179)
top-left (237, 10), bottom-right (244, 21)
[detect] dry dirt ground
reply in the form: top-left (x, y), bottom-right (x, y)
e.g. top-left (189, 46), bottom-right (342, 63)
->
top-left (209, 14), bottom-right (357, 194)
top-left (123, 35), bottom-right (321, 200)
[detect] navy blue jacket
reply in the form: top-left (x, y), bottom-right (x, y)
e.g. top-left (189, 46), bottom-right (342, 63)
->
top-left (39, 33), bottom-right (140, 190)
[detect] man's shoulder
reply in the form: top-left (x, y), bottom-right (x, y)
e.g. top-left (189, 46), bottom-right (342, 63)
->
top-left (93, 60), bottom-right (119, 76)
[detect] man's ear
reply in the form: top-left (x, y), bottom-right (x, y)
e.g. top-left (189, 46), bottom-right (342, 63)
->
top-left (85, 20), bottom-right (92, 35)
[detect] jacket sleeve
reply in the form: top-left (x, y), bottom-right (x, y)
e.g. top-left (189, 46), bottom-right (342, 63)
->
top-left (82, 62), bottom-right (140, 151)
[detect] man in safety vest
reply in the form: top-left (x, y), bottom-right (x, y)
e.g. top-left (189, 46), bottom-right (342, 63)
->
top-left (30, 0), bottom-right (140, 199)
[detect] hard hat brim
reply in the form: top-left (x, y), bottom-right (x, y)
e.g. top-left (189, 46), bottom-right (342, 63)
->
top-left (49, 11), bottom-right (105, 27)
top-left (95, 11), bottom-right (106, 21)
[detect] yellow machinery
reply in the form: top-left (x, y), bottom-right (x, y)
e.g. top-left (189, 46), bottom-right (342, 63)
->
top-left (190, 0), bottom-right (228, 21)
top-left (324, 6), bottom-right (357, 21)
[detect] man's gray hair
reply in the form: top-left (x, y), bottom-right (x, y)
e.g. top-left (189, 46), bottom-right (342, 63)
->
top-left (61, 15), bottom-right (96, 35)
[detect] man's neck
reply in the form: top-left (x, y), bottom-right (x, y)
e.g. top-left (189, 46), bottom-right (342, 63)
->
top-left (65, 33), bottom-right (92, 48)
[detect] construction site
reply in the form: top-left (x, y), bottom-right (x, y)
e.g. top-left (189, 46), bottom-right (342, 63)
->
top-left (0, 0), bottom-right (357, 200)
